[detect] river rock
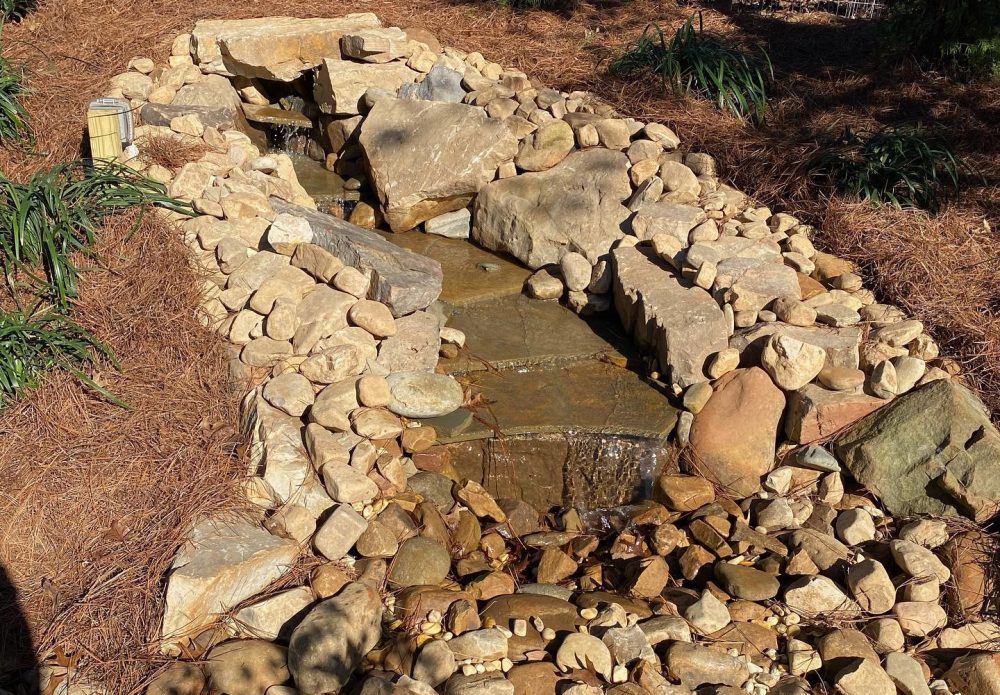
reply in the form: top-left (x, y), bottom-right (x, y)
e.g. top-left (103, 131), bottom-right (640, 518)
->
top-left (414, 638), bottom-right (458, 686)
top-left (359, 99), bottom-right (518, 231)
top-left (515, 120), bottom-right (575, 172)
top-left (665, 643), bottom-right (749, 688)
top-left (893, 601), bottom-right (948, 636)
top-left (555, 633), bottom-right (612, 680)
top-left (192, 14), bottom-right (381, 80)
top-left (714, 563), bottom-right (780, 601)
top-left (613, 246), bottom-right (729, 388)
top-left (835, 659), bottom-right (895, 695)
top-left (204, 640), bottom-right (289, 694)
top-left (449, 628), bottom-right (509, 662)
top-left (688, 368), bottom-right (785, 497)
top-left (232, 586), bottom-right (314, 641)
top-left (945, 652), bottom-right (1000, 695)
top-left (161, 517), bottom-right (298, 653)
top-left (890, 539), bottom-right (951, 584)
top-left (835, 379), bottom-right (1000, 518)
top-left (473, 149), bottom-right (631, 268)
top-left (761, 333), bottom-right (826, 390)
top-left (388, 537), bottom-right (451, 588)
top-left (289, 582), bottom-right (382, 694)
top-left (683, 590), bottom-right (731, 634)
top-left (784, 576), bottom-right (859, 616)
top-left (884, 652), bottom-right (931, 695)
top-left (846, 559), bottom-right (896, 614)
top-left (385, 371), bottom-right (464, 418)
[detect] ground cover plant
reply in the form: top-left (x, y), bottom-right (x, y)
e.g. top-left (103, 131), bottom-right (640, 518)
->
top-left (610, 13), bottom-right (773, 122)
top-left (809, 124), bottom-right (966, 211)
top-left (0, 0), bottom-right (34, 21)
top-left (0, 55), bottom-right (29, 142)
top-left (0, 162), bottom-right (188, 310)
top-left (0, 306), bottom-right (118, 407)
top-left (883, 0), bottom-right (1000, 79)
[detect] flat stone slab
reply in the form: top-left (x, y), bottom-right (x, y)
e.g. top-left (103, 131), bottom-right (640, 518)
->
top-left (161, 517), bottom-right (299, 654)
top-left (243, 103), bottom-right (313, 128)
top-left (380, 231), bottom-right (531, 308)
top-left (139, 103), bottom-right (238, 130)
top-left (424, 360), bottom-right (678, 443)
top-left (437, 294), bottom-right (629, 373)
top-left (271, 200), bottom-right (442, 317)
top-left (613, 245), bottom-right (729, 388)
top-left (192, 14), bottom-right (382, 80)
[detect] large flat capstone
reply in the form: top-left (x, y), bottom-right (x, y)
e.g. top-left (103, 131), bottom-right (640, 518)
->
top-left (358, 99), bottom-right (518, 232)
top-left (271, 200), bottom-right (442, 317)
top-left (191, 14), bottom-right (382, 80)
top-left (473, 149), bottom-right (632, 269)
top-left (835, 379), bottom-right (1000, 518)
top-left (612, 245), bottom-right (729, 389)
top-left (161, 517), bottom-right (299, 654)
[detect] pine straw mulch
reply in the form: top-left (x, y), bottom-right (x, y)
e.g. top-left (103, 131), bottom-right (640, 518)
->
top-left (0, 210), bottom-right (250, 691)
top-left (0, 0), bottom-right (998, 692)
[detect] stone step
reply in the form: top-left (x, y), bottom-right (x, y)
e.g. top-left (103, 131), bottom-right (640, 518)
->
top-left (437, 294), bottom-right (631, 373)
top-left (378, 230), bottom-right (531, 308)
top-left (423, 360), bottom-right (678, 443)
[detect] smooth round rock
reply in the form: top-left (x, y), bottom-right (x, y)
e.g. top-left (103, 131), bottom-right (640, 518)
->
top-left (387, 537), bottom-right (451, 588)
top-left (386, 371), bottom-right (464, 418)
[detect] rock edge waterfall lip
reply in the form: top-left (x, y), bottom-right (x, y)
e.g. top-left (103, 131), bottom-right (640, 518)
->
top-left (94, 15), bottom-right (1000, 695)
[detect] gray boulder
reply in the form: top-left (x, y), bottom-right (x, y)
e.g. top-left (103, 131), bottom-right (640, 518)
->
top-left (473, 149), bottom-right (632, 269)
top-left (835, 379), bottom-right (1000, 518)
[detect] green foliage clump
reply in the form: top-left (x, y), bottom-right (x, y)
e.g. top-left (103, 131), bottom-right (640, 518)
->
top-left (0, 162), bottom-right (189, 310)
top-left (610, 14), bottom-right (773, 123)
top-left (883, 0), bottom-right (1000, 78)
top-left (1, 0), bottom-right (35, 21)
top-left (0, 307), bottom-right (120, 407)
top-left (0, 56), bottom-right (29, 142)
top-left (809, 125), bottom-right (967, 212)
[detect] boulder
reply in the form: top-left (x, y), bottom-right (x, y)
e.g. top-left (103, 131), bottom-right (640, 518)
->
top-left (835, 379), bottom-right (1000, 517)
top-left (613, 246), bottom-right (729, 388)
top-left (161, 517), bottom-right (298, 653)
top-left (316, 59), bottom-right (419, 115)
top-left (473, 149), bottom-right (632, 269)
top-left (192, 14), bottom-right (382, 80)
top-left (359, 99), bottom-right (518, 231)
top-left (271, 200), bottom-right (442, 316)
top-left (289, 582), bottom-right (383, 695)
top-left (688, 368), bottom-right (785, 497)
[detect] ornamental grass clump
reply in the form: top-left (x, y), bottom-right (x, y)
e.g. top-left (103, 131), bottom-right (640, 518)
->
top-left (0, 162), bottom-right (189, 309)
top-left (809, 125), bottom-right (967, 212)
top-left (611, 14), bottom-right (773, 123)
top-left (0, 55), bottom-right (29, 141)
top-left (0, 307), bottom-right (120, 407)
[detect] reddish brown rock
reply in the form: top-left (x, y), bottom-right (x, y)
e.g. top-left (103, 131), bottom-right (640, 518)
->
top-left (785, 384), bottom-right (884, 444)
top-left (689, 368), bottom-right (785, 497)
top-left (655, 474), bottom-right (716, 512)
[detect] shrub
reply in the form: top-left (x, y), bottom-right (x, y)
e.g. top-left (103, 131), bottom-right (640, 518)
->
top-left (0, 307), bottom-right (120, 407)
top-left (0, 163), bottom-right (189, 309)
top-left (809, 125), bottom-right (967, 212)
top-left (610, 14), bottom-right (773, 123)
top-left (0, 55), bottom-right (29, 141)
top-left (883, 0), bottom-right (1000, 78)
